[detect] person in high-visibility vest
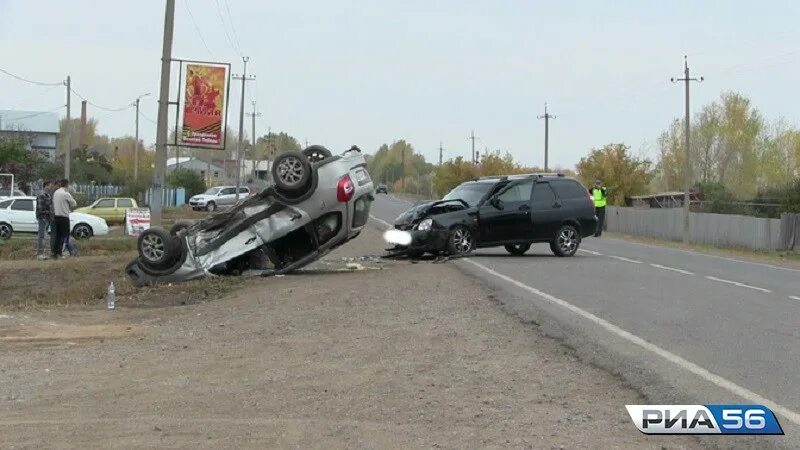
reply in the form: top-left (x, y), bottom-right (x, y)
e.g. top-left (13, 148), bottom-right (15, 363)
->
top-left (590, 180), bottom-right (607, 237)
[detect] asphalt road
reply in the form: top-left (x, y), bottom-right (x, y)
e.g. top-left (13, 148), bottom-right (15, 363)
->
top-left (371, 193), bottom-right (800, 445)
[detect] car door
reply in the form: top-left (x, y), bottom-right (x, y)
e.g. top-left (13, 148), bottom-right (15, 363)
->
top-left (530, 182), bottom-right (561, 241)
top-left (92, 198), bottom-right (116, 221)
top-left (116, 198), bottom-right (135, 223)
top-left (478, 180), bottom-right (534, 243)
top-left (218, 187), bottom-right (236, 205)
top-left (9, 199), bottom-right (37, 232)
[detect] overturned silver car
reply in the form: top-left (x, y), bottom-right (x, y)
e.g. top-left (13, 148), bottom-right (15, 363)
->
top-left (126, 145), bottom-right (374, 286)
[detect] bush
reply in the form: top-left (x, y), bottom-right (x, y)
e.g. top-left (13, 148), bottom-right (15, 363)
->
top-left (167, 168), bottom-right (206, 198)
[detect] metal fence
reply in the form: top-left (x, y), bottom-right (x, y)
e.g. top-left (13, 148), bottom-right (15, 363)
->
top-left (606, 206), bottom-right (787, 251)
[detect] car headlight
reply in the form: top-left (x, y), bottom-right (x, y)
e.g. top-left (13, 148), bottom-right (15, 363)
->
top-left (416, 218), bottom-right (433, 231)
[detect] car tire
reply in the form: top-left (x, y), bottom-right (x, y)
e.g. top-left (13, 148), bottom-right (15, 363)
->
top-left (504, 243), bottom-right (531, 256)
top-left (0, 222), bottom-right (12, 240)
top-left (169, 220), bottom-right (194, 237)
top-left (71, 223), bottom-right (93, 240)
top-left (206, 202), bottom-right (216, 212)
top-left (137, 227), bottom-right (177, 269)
top-left (272, 151), bottom-right (313, 196)
top-left (446, 226), bottom-right (474, 256)
top-left (552, 224), bottom-right (580, 257)
top-left (302, 145), bottom-right (332, 163)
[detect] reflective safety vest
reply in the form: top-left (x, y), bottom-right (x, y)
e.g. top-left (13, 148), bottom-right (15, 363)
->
top-left (592, 187), bottom-right (607, 207)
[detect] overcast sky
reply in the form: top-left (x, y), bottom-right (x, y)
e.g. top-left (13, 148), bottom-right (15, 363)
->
top-left (2, 0), bottom-right (799, 168)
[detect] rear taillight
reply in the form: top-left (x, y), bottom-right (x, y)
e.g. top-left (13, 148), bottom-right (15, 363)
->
top-left (337, 174), bottom-right (355, 202)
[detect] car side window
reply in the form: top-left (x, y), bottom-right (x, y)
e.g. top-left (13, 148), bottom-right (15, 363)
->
top-left (551, 179), bottom-right (588, 199)
top-left (117, 199), bottom-right (134, 208)
top-left (0, 200), bottom-right (12, 209)
top-left (10, 199), bottom-right (34, 211)
top-left (531, 183), bottom-right (556, 208)
top-left (96, 199), bottom-right (115, 208)
top-left (239, 187), bottom-right (249, 194)
top-left (497, 180), bottom-right (534, 203)
top-left (220, 188), bottom-right (235, 195)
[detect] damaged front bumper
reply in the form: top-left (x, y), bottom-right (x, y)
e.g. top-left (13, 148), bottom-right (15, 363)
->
top-left (385, 228), bottom-right (449, 255)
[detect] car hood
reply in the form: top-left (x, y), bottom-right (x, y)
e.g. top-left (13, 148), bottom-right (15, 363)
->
top-left (191, 195), bottom-right (214, 201)
top-left (393, 199), bottom-right (470, 228)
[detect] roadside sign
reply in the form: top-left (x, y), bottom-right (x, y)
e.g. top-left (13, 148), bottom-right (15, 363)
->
top-left (125, 208), bottom-right (151, 236)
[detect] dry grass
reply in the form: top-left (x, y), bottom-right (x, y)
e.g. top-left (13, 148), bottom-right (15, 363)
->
top-left (0, 237), bottom-right (136, 260)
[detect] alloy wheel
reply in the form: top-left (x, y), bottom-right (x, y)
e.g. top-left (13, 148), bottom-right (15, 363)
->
top-left (0, 224), bottom-right (10, 239)
top-left (451, 228), bottom-right (473, 254)
top-left (141, 233), bottom-right (165, 262)
top-left (277, 156), bottom-right (306, 187)
top-left (558, 228), bottom-right (578, 253)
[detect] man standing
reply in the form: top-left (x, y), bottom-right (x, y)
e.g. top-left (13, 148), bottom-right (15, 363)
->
top-left (590, 180), bottom-right (607, 237)
top-left (52, 179), bottom-right (77, 259)
top-left (35, 181), bottom-right (54, 260)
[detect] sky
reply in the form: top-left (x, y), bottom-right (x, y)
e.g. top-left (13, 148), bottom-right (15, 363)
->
top-left (1, 0), bottom-right (799, 169)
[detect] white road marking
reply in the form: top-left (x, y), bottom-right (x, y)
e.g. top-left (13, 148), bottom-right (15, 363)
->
top-left (789, 296), bottom-right (800, 302)
top-left (603, 237), bottom-right (800, 273)
top-left (607, 255), bottom-right (643, 264)
top-left (649, 263), bottom-right (694, 276)
top-left (369, 215), bottom-right (393, 230)
top-left (577, 249), bottom-right (603, 256)
top-left (705, 276), bottom-right (772, 293)
top-left (461, 258), bottom-right (800, 427)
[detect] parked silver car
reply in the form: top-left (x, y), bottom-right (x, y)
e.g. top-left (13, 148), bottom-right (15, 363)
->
top-left (126, 146), bottom-right (374, 286)
top-left (189, 186), bottom-right (251, 211)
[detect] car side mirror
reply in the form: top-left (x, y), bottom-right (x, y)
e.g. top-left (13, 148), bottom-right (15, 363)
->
top-left (490, 197), bottom-right (504, 210)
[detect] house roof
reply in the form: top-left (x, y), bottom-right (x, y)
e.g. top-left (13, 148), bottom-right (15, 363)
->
top-left (0, 110), bottom-right (59, 134)
top-left (166, 156), bottom-right (194, 166)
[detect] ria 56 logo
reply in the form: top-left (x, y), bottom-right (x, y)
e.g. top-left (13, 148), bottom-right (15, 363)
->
top-left (626, 405), bottom-right (784, 435)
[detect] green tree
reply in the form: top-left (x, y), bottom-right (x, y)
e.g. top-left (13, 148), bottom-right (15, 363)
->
top-left (576, 143), bottom-right (653, 205)
top-left (167, 168), bottom-right (206, 198)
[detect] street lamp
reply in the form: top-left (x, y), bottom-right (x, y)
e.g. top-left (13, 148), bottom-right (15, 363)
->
top-left (133, 92), bottom-right (151, 181)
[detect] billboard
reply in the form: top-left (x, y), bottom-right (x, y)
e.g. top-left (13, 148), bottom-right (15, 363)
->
top-left (180, 63), bottom-right (228, 148)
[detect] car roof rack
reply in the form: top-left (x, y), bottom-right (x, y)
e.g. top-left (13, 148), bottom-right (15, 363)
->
top-left (475, 172), bottom-right (564, 181)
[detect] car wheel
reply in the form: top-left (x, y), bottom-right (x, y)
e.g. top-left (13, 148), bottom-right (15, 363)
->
top-left (504, 243), bottom-right (531, 256)
top-left (169, 220), bottom-right (194, 237)
top-left (206, 202), bottom-right (216, 212)
top-left (447, 226), bottom-right (474, 256)
top-left (72, 223), bottom-right (93, 240)
top-left (553, 224), bottom-right (580, 257)
top-left (272, 151), bottom-right (313, 195)
top-left (0, 222), bottom-right (12, 240)
top-left (137, 227), bottom-right (177, 269)
top-left (302, 145), bottom-right (332, 163)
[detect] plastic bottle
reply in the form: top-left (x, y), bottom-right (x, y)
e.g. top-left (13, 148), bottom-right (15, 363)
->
top-left (107, 282), bottom-right (116, 310)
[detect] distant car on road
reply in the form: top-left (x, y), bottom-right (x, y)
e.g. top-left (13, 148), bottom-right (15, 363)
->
top-left (375, 184), bottom-right (389, 194)
top-left (390, 173), bottom-right (597, 257)
top-left (0, 196), bottom-right (109, 240)
top-left (189, 186), bottom-right (251, 211)
top-left (74, 197), bottom-right (138, 224)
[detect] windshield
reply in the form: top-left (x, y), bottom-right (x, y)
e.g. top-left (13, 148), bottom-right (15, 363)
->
top-left (202, 187), bottom-right (221, 195)
top-left (442, 182), bottom-right (493, 207)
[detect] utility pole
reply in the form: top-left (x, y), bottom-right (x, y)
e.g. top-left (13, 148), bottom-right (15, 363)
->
top-left (64, 75), bottom-right (71, 179)
top-left (151, 0), bottom-right (175, 227)
top-left (438, 141), bottom-right (444, 166)
top-left (304, 139), bottom-right (309, 148)
top-left (671, 56), bottom-right (703, 244)
top-left (232, 57), bottom-right (256, 201)
top-left (468, 130), bottom-right (479, 164)
top-left (133, 92), bottom-right (150, 181)
top-left (245, 100), bottom-right (261, 179)
top-left (537, 103), bottom-right (556, 172)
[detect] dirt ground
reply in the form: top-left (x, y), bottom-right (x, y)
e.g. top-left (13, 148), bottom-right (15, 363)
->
top-left (0, 225), bottom-right (701, 448)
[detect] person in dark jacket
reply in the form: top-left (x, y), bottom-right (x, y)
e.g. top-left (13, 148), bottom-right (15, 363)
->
top-left (35, 181), bottom-right (55, 259)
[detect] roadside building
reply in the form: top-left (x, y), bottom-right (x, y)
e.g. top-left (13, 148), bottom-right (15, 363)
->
top-left (0, 109), bottom-right (60, 161)
top-left (167, 156), bottom-right (226, 186)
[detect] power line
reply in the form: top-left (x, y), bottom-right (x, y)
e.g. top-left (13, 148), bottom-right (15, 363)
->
top-left (139, 110), bottom-right (157, 125)
top-left (213, 0), bottom-right (240, 56)
top-left (0, 67), bottom-right (63, 86)
top-left (222, 0), bottom-right (244, 55)
top-left (185, 0), bottom-right (214, 58)
top-left (70, 87), bottom-right (132, 112)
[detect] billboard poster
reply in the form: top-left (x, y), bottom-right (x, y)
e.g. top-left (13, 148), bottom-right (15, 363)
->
top-left (124, 208), bottom-right (151, 236)
top-left (180, 63), bottom-right (228, 148)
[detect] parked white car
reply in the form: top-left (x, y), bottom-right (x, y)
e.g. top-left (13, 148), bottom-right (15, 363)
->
top-left (0, 196), bottom-right (109, 240)
top-left (188, 186), bottom-right (252, 211)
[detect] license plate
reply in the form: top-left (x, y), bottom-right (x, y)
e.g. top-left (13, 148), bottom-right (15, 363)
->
top-left (355, 169), bottom-right (370, 185)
